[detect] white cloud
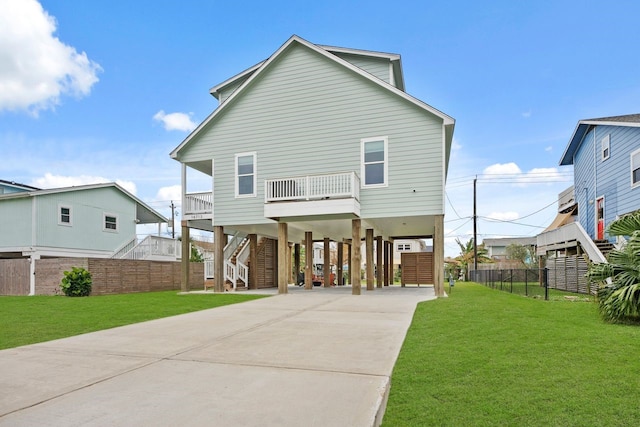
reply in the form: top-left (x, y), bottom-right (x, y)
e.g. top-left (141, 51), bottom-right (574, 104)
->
top-left (545, 146), bottom-right (553, 152)
top-left (486, 211), bottom-right (520, 221)
top-left (482, 163), bottom-right (567, 186)
top-left (483, 162), bottom-right (522, 175)
top-left (30, 173), bottom-right (137, 195)
top-left (155, 185), bottom-right (182, 203)
top-left (153, 110), bottom-right (197, 132)
top-left (0, 0), bottom-right (101, 114)
top-left (522, 110), bottom-right (532, 118)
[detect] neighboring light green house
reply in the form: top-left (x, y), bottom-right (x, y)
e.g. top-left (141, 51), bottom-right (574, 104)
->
top-left (171, 35), bottom-right (455, 295)
top-left (0, 182), bottom-right (169, 293)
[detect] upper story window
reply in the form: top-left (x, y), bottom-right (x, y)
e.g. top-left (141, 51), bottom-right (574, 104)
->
top-left (361, 137), bottom-right (388, 187)
top-left (632, 148), bottom-right (640, 188)
top-left (601, 135), bottom-right (610, 161)
top-left (396, 243), bottom-right (411, 251)
top-left (59, 205), bottom-right (72, 226)
top-left (104, 213), bottom-right (118, 232)
top-left (235, 152), bottom-right (257, 197)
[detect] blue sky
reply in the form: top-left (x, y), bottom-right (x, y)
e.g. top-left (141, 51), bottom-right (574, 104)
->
top-left (2, 0), bottom-right (639, 257)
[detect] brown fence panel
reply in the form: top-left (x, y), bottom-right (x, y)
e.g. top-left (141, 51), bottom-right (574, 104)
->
top-left (546, 255), bottom-right (591, 294)
top-left (0, 259), bottom-right (30, 295)
top-left (401, 252), bottom-right (433, 285)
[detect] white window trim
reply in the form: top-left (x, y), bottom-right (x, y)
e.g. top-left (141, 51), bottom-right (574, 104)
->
top-left (601, 135), bottom-right (610, 161)
top-left (361, 136), bottom-right (389, 188)
top-left (235, 152), bottom-right (257, 198)
top-left (58, 204), bottom-right (72, 226)
top-left (103, 213), bottom-right (118, 232)
top-left (631, 147), bottom-right (640, 188)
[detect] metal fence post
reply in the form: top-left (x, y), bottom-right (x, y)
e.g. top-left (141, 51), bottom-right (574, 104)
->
top-left (544, 267), bottom-right (549, 301)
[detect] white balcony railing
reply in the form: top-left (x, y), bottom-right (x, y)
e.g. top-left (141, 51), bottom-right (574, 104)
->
top-left (113, 235), bottom-right (181, 260)
top-left (264, 172), bottom-right (360, 203)
top-left (184, 192), bottom-right (213, 217)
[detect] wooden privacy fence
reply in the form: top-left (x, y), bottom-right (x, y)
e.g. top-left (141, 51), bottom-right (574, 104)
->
top-left (0, 259), bottom-right (30, 295)
top-left (0, 257), bottom-right (204, 296)
top-left (546, 255), bottom-right (592, 294)
top-left (400, 252), bottom-right (433, 286)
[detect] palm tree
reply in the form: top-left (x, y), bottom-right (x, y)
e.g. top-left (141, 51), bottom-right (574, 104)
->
top-left (455, 238), bottom-right (491, 280)
top-left (587, 212), bottom-right (640, 322)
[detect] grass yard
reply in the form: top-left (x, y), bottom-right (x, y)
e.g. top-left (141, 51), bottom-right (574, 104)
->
top-left (0, 291), bottom-right (267, 350)
top-left (383, 282), bottom-right (640, 427)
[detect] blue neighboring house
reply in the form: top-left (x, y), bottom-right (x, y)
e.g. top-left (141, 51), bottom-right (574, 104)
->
top-left (538, 113), bottom-right (640, 263)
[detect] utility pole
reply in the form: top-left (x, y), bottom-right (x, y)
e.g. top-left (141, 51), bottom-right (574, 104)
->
top-left (473, 177), bottom-right (478, 273)
top-left (170, 201), bottom-right (176, 239)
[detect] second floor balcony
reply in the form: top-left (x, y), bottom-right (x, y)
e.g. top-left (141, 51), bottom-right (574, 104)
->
top-left (183, 191), bottom-right (213, 220)
top-left (264, 171), bottom-right (361, 219)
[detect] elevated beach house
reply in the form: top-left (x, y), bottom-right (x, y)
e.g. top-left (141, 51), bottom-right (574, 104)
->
top-left (537, 114), bottom-right (640, 290)
top-left (171, 35), bottom-right (455, 295)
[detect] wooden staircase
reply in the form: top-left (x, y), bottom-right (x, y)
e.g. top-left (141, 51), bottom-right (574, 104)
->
top-left (594, 239), bottom-right (614, 258)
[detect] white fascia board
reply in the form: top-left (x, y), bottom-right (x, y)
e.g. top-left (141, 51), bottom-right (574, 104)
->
top-left (579, 120), bottom-right (640, 128)
top-left (318, 45), bottom-right (401, 61)
top-left (209, 61), bottom-right (265, 98)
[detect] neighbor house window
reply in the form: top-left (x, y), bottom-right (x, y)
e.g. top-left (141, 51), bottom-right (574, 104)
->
top-left (59, 205), bottom-right (72, 226)
top-left (104, 213), bottom-right (118, 231)
top-left (235, 152), bottom-right (257, 197)
top-left (632, 148), bottom-right (640, 187)
top-left (601, 135), bottom-right (610, 160)
top-left (361, 137), bottom-right (388, 187)
top-left (396, 243), bottom-right (411, 251)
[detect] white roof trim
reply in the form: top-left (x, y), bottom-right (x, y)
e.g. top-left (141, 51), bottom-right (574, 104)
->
top-left (318, 45), bottom-right (401, 61)
top-left (579, 120), bottom-right (640, 128)
top-left (209, 61), bottom-right (265, 98)
top-left (171, 35), bottom-right (454, 158)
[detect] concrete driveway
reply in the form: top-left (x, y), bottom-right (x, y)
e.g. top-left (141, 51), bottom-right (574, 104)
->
top-left (0, 285), bottom-right (436, 427)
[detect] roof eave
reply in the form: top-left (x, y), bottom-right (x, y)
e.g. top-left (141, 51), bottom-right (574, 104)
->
top-left (171, 34), bottom-right (455, 158)
top-left (559, 122), bottom-right (589, 166)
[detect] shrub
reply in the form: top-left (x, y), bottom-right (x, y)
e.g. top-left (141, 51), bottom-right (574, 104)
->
top-left (60, 267), bottom-right (93, 297)
top-left (587, 212), bottom-right (640, 322)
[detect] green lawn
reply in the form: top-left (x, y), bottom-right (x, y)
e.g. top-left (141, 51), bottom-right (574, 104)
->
top-left (0, 291), bottom-right (267, 350)
top-left (383, 282), bottom-right (640, 427)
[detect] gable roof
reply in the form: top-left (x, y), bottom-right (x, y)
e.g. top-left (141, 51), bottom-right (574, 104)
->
top-left (560, 113), bottom-right (640, 166)
top-left (0, 182), bottom-right (168, 224)
top-left (171, 35), bottom-right (454, 159)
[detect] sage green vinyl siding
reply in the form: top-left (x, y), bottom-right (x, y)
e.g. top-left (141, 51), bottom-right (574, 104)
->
top-left (34, 187), bottom-right (136, 251)
top-left (0, 198), bottom-right (32, 247)
top-left (332, 52), bottom-right (391, 84)
top-left (180, 43), bottom-right (444, 226)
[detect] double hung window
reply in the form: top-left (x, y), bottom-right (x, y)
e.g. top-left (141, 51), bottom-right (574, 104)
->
top-left (361, 137), bottom-right (388, 187)
top-left (632, 148), bottom-right (640, 187)
top-left (235, 152), bottom-right (257, 197)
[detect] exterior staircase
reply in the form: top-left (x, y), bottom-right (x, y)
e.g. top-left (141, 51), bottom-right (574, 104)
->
top-left (594, 239), bottom-right (614, 258)
top-left (112, 236), bottom-right (181, 261)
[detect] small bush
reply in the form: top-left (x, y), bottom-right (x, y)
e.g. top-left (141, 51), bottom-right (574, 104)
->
top-left (60, 267), bottom-right (92, 297)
